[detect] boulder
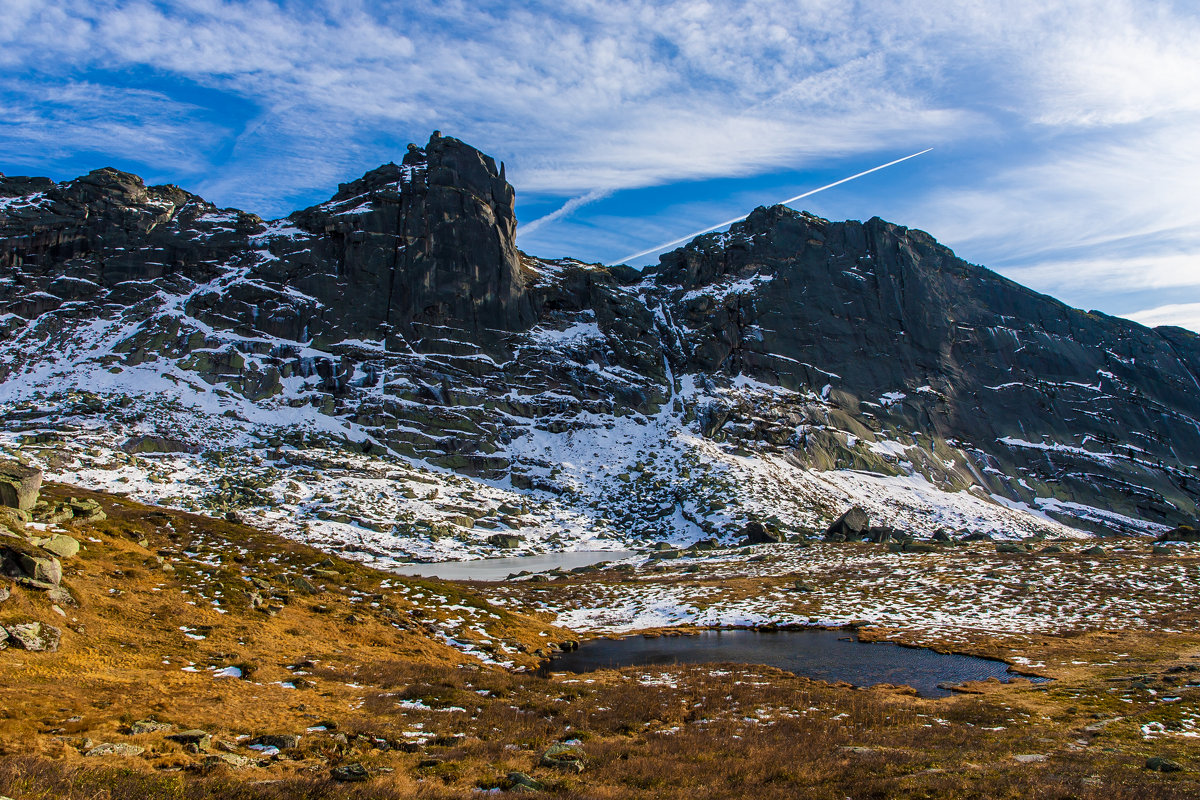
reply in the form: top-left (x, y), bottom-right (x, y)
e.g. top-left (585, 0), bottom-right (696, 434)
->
top-left (1152, 544), bottom-right (1175, 556)
top-left (1158, 525), bottom-right (1200, 543)
top-left (0, 507), bottom-right (27, 533)
top-left (540, 743), bottom-right (584, 773)
top-left (41, 534), bottom-right (80, 559)
top-left (121, 435), bottom-right (198, 454)
top-left (250, 734), bottom-right (300, 750)
top-left (67, 497), bottom-right (106, 522)
top-left (0, 583), bottom-right (9, 603)
top-left (15, 552), bottom-right (62, 585)
top-left (741, 520), bottom-right (784, 544)
top-left (506, 771), bottom-right (545, 792)
top-left (167, 729), bottom-right (213, 750)
top-left (995, 542), bottom-right (1026, 554)
top-left (331, 763), bottom-right (370, 782)
top-left (825, 506), bottom-right (869, 539)
top-left (47, 586), bottom-right (76, 607)
top-left (5, 621), bottom-right (62, 652)
top-left (87, 743), bottom-right (145, 757)
top-left (203, 753), bottom-right (251, 770)
top-left (487, 533), bottom-right (522, 548)
top-left (865, 526), bottom-right (897, 543)
top-left (129, 719), bottom-right (173, 735)
top-left (287, 575), bottom-right (320, 595)
top-left (1081, 545), bottom-right (1106, 556)
top-left (1145, 756), bottom-right (1184, 773)
top-left (0, 460), bottom-right (41, 512)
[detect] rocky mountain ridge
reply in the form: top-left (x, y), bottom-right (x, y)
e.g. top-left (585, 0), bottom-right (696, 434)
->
top-left (2, 132), bottom-right (1198, 562)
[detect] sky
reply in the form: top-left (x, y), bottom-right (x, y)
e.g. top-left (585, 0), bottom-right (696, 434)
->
top-left (3, 1), bottom-right (1200, 329)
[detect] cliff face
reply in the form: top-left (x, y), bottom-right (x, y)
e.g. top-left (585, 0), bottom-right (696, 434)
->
top-left (2, 134), bottom-right (1199, 550)
top-left (650, 206), bottom-right (1200, 526)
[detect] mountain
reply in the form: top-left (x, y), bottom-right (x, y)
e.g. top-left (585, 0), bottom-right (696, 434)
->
top-left (2, 132), bottom-right (1197, 564)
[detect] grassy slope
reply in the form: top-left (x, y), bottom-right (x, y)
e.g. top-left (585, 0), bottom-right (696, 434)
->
top-left (1, 485), bottom-right (1199, 799)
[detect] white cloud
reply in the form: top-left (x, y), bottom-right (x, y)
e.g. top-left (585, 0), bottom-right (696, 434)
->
top-left (1, 0), bottom-right (1199, 327)
top-left (1123, 302), bottom-right (1200, 332)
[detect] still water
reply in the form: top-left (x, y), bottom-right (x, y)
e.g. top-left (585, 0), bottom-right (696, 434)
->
top-left (390, 550), bottom-right (632, 581)
top-left (542, 629), bottom-right (1045, 698)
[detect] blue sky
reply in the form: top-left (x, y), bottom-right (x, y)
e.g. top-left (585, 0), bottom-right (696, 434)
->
top-left (3, 1), bottom-right (1200, 328)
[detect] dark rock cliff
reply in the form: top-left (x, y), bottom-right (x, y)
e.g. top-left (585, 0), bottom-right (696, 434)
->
top-left (3, 135), bottom-right (1200, 535)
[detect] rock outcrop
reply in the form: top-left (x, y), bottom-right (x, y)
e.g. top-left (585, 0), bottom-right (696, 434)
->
top-left (0, 460), bottom-right (41, 511)
top-left (3, 133), bottom-right (1200, 543)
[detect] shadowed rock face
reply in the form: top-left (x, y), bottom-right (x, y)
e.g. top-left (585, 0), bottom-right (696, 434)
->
top-left (284, 133), bottom-right (534, 344)
top-left (3, 134), bottom-right (1200, 535)
top-left (650, 206), bottom-right (1200, 525)
top-left (1, 133), bottom-right (534, 351)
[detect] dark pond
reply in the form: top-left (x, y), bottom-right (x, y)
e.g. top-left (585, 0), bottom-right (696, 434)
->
top-left (541, 629), bottom-right (1047, 698)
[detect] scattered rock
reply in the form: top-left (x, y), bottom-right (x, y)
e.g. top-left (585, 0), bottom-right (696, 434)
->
top-left (541, 743), bottom-right (585, 773)
top-left (250, 734), bottom-right (300, 750)
top-left (1145, 756), bottom-right (1185, 773)
top-left (825, 506), bottom-right (869, 539)
top-left (331, 763), bottom-right (371, 782)
top-left (47, 586), bottom-right (77, 607)
top-left (121, 435), bottom-right (198, 455)
top-left (5, 621), bottom-right (61, 652)
top-left (287, 575), bottom-right (320, 595)
top-left (87, 742), bottom-right (145, 757)
top-left (1013, 754), bottom-right (1047, 763)
top-left (167, 729), bottom-right (213, 750)
top-left (0, 459), bottom-right (42, 511)
top-left (204, 753), bottom-right (251, 770)
top-left (67, 497), bottom-right (106, 522)
top-left (1158, 525), bottom-right (1200, 543)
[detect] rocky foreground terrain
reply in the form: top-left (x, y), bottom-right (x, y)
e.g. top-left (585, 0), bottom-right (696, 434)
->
top-left (2, 465), bottom-right (1200, 798)
top-left (4, 134), bottom-right (1200, 797)
top-left (3, 133), bottom-right (1200, 563)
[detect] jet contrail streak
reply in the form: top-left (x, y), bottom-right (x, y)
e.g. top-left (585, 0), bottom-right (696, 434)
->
top-left (617, 148), bottom-right (932, 264)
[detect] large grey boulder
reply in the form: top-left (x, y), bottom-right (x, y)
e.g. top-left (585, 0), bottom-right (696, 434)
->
top-left (0, 460), bottom-right (41, 512)
top-left (741, 520), bottom-right (784, 544)
top-left (41, 534), bottom-right (80, 559)
top-left (15, 552), bottom-right (61, 585)
top-left (826, 506), bottom-right (870, 539)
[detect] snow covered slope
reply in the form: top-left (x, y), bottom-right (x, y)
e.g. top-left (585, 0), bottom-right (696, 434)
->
top-left (2, 133), bottom-right (1195, 562)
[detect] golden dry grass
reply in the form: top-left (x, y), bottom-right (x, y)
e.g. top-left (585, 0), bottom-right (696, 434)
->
top-left (2, 486), bottom-right (1199, 798)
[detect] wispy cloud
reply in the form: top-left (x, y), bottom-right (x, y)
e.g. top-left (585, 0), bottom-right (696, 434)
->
top-left (2, 0), bottom-right (1200, 330)
top-left (1124, 302), bottom-right (1200, 330)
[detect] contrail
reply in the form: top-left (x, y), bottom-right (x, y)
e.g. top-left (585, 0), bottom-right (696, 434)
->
top-left (522, 189), bottom-right (613, 236)
top-left (617, 148), bottom-right (932, 265)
